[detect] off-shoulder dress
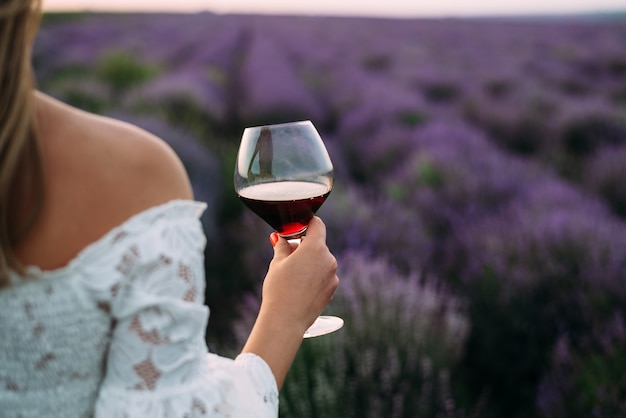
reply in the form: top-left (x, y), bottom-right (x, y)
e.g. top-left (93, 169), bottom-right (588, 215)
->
top-left (0, 200), bottom-right (278, 417)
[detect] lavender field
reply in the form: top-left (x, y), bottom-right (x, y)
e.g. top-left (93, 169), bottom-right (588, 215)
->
top-left (34, 12), bottom-right (626, 417)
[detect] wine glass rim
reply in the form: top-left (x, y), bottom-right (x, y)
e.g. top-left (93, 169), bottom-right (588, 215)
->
top-left (244, 120), bottom-right (312, 130)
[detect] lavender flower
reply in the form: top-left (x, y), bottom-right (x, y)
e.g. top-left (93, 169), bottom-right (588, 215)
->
top-left (232, 251), bottom-right (471, 418)
top-left (537, 313), bottom-right (626, 418)
top-left (335, 124), bottom-right (423, 187)
top-left (35, 14), bottom-right (626, 417)
top-left (34, 15), bottom-right (124, 75)
top-left (450, 178), bottom-right (626, 416)
top-left (454, 178), bottom-right (626, 289)
top-left (583, 143), bottom-right (626, 219)
top-left (320, 183), bottom-right (430, 275)
top-left (386, 121), bottom-right (545, 241)
top-left (125, 68), bottom-right (229, 123)
top-left (554, 97), bottom-right (626, 158)
top-left (343, 80), bottom-right (427, 134)
top-left (462, 79), bottom-right (561, 155)
top-left (235, 29), bottom-right (325, 126)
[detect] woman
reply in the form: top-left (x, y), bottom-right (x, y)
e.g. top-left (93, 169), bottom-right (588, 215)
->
top-left (0, 1), bottom-right (339, 416)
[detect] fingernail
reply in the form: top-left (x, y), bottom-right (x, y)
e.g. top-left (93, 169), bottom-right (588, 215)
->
top-left (269, 232), bottom-right (279, 247)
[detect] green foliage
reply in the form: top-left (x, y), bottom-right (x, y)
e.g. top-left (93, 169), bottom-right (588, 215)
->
top-left (37, 64), bottom-right (113, 113)
top-left (141, 95), bottom-right (215, 140)
top-left (576, 349), bottom-right (626, 413)
top-left (460, 279), bottom-right (558, 418)
top-left (96, 50), bottom-right (158, 96)
top-left (60, 88), bottom-right (107, 113)
top-left (417, 159), bottom-right (445, 188)
top-left (538, 330), bottom-right (626, 418)
top-left (38, 63), bottom-right (93, 88)
top-left (41, 12), bottom-right (92, 25)
top-left (398, 110), bottom-right (427, 127)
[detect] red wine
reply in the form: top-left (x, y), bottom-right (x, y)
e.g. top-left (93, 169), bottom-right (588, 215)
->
top-left (238, 181), bottom-right (331, 237)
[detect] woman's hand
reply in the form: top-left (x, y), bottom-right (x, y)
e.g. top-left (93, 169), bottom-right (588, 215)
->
top-left (241, 216), bottom-right (339, 389)
top-left (262, 216), bottom-right (339, 333)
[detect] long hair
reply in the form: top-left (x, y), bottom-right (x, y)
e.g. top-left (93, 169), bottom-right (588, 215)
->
top-left (0, 0), bottom-right (44, 287)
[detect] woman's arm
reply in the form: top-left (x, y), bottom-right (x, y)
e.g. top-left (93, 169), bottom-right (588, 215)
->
top-left (241, 216), bottom-right (339, 390)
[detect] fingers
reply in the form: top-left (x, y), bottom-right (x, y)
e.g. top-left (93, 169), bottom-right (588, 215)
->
top-left (269, 232), bottom-right (280, 247)
top-left (328, 273), bottom-right (340, 300)
top-left (270, 216), bottom-right (327, 255)
top-left (303, 217), bottom-right (337, 279)
top-left (270, 232), bottom-right (293, 260)
top-left (300, 216), bottom-right (326, 246)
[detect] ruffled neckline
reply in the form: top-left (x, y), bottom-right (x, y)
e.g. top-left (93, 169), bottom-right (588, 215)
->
top-left (13, 199), bottom-right (206, 282)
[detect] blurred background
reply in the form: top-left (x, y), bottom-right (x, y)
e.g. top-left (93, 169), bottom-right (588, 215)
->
top-left (36, 1), bottom-right (626, 416)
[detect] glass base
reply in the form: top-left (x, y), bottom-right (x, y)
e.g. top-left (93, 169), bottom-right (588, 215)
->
top-left (279, 227), bottom-right (307, 241)
top-left (303, 315), bottom-right (344, 338)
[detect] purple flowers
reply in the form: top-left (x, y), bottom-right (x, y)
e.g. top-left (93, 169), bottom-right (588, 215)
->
top-left (35, 12), bottom-right (626, 417)
top-left (233, 251), bottom-right (470, 418)
top-left (584, 144), bottom-right (626, 218)
top-left (234, 27), bottom-right (326, 126)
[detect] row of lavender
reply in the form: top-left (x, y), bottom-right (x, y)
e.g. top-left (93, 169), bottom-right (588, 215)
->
top-left (35, 12), bottom-right (626, 417)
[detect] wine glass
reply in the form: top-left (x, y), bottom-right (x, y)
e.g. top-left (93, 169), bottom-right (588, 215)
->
top-left (234, 120), bottom-right (343, 338)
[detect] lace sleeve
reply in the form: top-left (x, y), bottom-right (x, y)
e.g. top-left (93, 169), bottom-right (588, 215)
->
top-left (94, 202), bottom-right (279, 417)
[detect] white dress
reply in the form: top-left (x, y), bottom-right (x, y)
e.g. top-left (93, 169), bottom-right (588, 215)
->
top-left (0, 200), bottom-right (279, 417)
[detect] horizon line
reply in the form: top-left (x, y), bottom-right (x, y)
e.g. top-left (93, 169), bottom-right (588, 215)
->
top-left (41, 7), bottom-right (626, 20)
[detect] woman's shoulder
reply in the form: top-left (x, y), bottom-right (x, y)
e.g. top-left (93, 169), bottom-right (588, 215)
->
top-left (18, 92), bottom-right (194, 271)
top-left (37, 91), bottom-right (193, 206)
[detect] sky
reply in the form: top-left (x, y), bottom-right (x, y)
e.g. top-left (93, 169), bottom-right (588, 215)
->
top-left (43, 0), bottom-right (626, 18)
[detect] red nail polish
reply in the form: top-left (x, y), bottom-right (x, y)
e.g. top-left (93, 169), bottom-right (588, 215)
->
top-left (269, 232), bottom-right (279, 247)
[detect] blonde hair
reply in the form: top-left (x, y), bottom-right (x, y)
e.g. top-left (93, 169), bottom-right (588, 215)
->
top-left (0, 0), bottom-right (44, 287)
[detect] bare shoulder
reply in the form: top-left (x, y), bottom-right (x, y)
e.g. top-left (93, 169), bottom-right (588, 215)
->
top-left (82, 110), bottom-right (194, 203)
top-left (18, 92), bottom-right (196, 270)
top-left (38, 92), bottom-right (193, 208)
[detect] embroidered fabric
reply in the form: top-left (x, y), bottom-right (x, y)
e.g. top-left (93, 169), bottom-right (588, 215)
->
top-left (0, 200), bottom-right (278, 417)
